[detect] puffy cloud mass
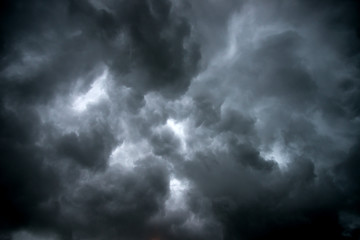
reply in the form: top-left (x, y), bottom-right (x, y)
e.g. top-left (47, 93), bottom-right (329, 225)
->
top-left (1, 0), bottom-right (360, 239)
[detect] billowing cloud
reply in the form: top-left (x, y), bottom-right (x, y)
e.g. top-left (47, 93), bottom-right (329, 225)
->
top-left (1, 0), bottom-right (360, 239)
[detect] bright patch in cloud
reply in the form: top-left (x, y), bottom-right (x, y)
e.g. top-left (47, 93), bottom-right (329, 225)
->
top-left (166, 118), bottom-right (188, 152)
top-left (260, 141), bottom-right (289, 168)
top-left (109, 140), bottom-right (152, 169)
top-left (72, 69), bottom-right (109, 112)
top-left (165, 176), bottom-right (190, 211)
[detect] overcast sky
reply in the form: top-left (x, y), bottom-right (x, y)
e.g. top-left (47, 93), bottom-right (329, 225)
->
top-left (1, 0), bottom-right (360, 239)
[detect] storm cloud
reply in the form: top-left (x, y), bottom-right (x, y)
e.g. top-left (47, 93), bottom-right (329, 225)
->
top-left (1, 0), bottom-right (360, 239)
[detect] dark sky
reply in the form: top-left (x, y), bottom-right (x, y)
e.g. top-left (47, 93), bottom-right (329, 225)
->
top-left (1, 0), bottom-right (360, 239)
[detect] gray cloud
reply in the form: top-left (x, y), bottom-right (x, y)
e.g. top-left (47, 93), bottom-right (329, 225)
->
top-left (1, 0), bottom-right (360, 239)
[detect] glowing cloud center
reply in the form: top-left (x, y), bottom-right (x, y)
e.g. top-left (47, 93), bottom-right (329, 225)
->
top-left (72, 69), bottom-right (109, 112)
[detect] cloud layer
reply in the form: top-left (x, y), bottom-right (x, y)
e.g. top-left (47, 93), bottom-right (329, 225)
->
top-left (1, 0), bottom-right (360, 239)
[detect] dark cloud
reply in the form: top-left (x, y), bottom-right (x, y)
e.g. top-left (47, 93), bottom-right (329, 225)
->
top-left (54, 159), bottom-right (169, 240)
top-left (150, 128), bottom-right (181, 157)
top-left (1, 0), bottom-right (360, 239)
top-left (66, 0), bottom-right (201, 97)
top-left (0, 105), bottom-right (61, 232)
top-left (56, 123), bottom-right (115, 169)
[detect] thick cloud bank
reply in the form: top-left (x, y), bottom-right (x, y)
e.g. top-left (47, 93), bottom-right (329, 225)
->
top-left (1, 0), bottom-right (360, 239)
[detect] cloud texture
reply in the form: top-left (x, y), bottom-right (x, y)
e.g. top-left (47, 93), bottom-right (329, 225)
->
top-left (1, 0), bottom-right (360, 239)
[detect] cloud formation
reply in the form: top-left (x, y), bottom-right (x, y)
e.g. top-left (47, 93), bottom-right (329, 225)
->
top-left (1, 0), bottom-right (360, 239)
